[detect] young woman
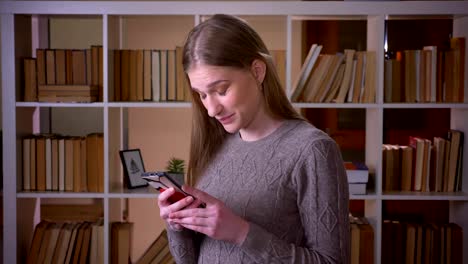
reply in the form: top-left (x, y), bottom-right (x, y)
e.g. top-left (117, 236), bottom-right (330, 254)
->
top-left (158, 14), bottom-right (350, 263)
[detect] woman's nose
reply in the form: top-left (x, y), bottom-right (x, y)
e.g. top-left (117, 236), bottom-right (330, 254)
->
top-left (205, 97), bottom-right (222, 117)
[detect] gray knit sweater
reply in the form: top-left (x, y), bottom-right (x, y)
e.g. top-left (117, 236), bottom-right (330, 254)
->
top-left (168, 119), bottom-right (350, 263)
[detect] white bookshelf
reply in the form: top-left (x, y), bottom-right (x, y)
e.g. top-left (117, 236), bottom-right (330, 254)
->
top-left (1, 1), bottom-right (468, 263)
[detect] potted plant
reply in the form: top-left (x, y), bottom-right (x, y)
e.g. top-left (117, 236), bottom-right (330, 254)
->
top-left (166, 157), bottom-right (185, 186)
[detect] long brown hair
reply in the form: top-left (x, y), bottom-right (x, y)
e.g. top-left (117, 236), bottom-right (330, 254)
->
top-left (183, 14), bottom-right (302, 184)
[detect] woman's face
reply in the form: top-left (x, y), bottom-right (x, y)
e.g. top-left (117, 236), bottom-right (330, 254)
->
top-left (188, 63), bottom-right (264, 134)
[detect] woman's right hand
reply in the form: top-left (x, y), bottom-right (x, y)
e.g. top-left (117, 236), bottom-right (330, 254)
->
top-left (158, 187), bottom-right (202, 231)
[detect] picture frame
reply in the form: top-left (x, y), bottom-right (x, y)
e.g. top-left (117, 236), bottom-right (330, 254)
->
top-left (119, 149), bottom-right (149, 188)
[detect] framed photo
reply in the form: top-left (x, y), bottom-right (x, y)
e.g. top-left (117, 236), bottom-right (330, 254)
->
top-left (119, 149), bottom-right (149, 188)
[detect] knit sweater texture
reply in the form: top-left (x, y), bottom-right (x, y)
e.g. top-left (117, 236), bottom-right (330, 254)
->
top-left (168, 119), bottom-right (350, 263)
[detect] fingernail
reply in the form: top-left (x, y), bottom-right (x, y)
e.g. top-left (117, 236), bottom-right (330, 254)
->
top-left (186, 196), bottom-right (193, 203)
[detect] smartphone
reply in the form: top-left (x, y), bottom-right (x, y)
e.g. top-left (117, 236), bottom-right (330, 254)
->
top-left (142, 171), bottom-right (191, 204)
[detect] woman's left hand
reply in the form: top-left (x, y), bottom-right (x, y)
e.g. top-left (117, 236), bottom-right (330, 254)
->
top-left (167, 185), bottom-right (250, 245)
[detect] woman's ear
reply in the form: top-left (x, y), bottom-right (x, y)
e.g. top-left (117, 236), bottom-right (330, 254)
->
top-left (251, 59), bottom-right (266, 85)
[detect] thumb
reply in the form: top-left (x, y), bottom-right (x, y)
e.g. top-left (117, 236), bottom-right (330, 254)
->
top-left (182, 185), bottom-right (218, 204)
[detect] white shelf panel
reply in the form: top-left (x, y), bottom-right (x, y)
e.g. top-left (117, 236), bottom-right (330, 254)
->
top-left (107, 102), bottom-right (191, 108)
top-left (108, 185), bottom-right (159, 198)
top-left (382, 191), bottom-right (468, 201)
top-left (350, 193), bottom-right (379, 200)
top-left (383, 103), bottom-right (468, 109)
top-left (17, 191), bottom-right (106, 198)
top-left (292, 102), bottom-right (379, 109)
top-left (1, 1), bottom-right (468, 16)
top-left (291, 15), bottom-right (367, 21)
top-left (16, 102), bottom-right (105, 108)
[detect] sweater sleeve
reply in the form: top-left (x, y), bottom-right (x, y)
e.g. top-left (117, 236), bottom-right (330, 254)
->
top-left (167, 227), bottom-right (200, 263)
top-left (239, 138), bottom-right (350, 263)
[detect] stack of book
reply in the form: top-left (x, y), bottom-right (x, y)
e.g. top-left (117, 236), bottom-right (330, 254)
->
top-left (136, 230), bottom-right (174, 264)
top-left (291, 44), bottom-right (377, 103)
top-left (384, 37), bottom-right (465, 103)
top-left (345, 161), bottom-right (369, 195)
top-left (22, 133), bottom-right (104, 193)
top-left (111, 48), bottom-right (285, 103)
top-left (26, 203), bottom-right (104, 264)
top-left (382, 129), bottom-right (464, 193)
top-left (23, 46), bottom-right (103, 103)
top-left (382, 220), bottom-right (462, 264)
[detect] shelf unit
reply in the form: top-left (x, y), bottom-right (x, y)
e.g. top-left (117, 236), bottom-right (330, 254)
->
top-left (2, 1), bottom-right (468, 263)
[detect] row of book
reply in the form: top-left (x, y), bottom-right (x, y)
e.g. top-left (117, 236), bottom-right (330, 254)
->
top-left (26, 203), bottom-right (104, 264)
top-left (27, 215), bottom-right (174, 264)
top-left (291, 44), bottom-right (376, 103)
top-left (26, 220), bottom-right (142, 264)
top-left (383, 130), bottom-right (464, 193)
top-left (23, 46), bottom-right (103, 102)
top-left (110, 48), bottom-right (286, 103)
top-left (27, 220), bottom-right (104, 264)
top-left (349, 214), bottom-right (374, 264)
top-left (382, 220), bottom-right (462, 264)
top-left (112, 48), bottom-right (189, 102)
top-left (136, 230), bottom-right (174, 264)
top-left (384, 37), bottom-right (465, 103)
top-left (23, 47), bottom-right (286, 103)
top-left (21, 133), bottom-right (104, 193)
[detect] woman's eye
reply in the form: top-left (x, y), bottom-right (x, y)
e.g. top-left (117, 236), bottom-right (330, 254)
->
top-left (218, 88), bottom-right (228, 96)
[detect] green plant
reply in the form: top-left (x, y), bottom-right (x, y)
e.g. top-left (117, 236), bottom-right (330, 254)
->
top-left (166, 157), bottom-right (185, 174)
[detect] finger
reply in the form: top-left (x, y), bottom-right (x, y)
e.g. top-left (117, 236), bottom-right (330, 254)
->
top-left (179, 223), bottom-right (212, 235)
top-left (182, 185), bottom-right (218, 204)
top-left (171, 215), bottom-right (209, 227)
top-left (169, 207), bottom-right (211, 219)
top-left (184, 198), bottom-right (205, 210)
top-left (168, 196), bottom-right (195, 212)
top-left (158, 188), bottom-right (175, 204)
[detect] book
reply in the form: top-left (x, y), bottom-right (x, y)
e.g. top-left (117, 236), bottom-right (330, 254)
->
top-left (351, 51), bottom-right (366, 103)
top-left (51, 223), bottom-right (73, 264)
top-left (111, 222), bottom-right (132, 264)
top-left (36, 49), bottom-right (46, 85)
top-left (136, 230), bottom-right (168, 264)
top-left (113, 49), bottom-right (121, 101)
top-left (36, 136), bottom-right (46, 191)
top-left (400, 146), bottom-right (413, 191)
top-left (136, 49), bottom-right (144, 101)
top-left (344, 161), bottom-right (369, 183)
top-left (41, 204), bottom-right (103, 222)
top-left (22, 137), bottom-right (31, 190)
top-left (51, 138), bottom-right (59, 191)
top-left (23, 58), bottom-right (37, 101)
top-left (45, 49), bottom-right (56, 85)
top-left (167, 49), bottom-right (176, 101)
top-left (42, 223), bottom-right (63, 263)
top-left (26, 221), bottom-right (51, 264)
top-left (447, 130), bottom-right (463, 192)
top-left (143, 49), bottom-right (152, 101)
top-left (151, 50), bottom-right (161, 102)
top-left (349, 183), bottom-right (367, 195)
top-left (290, 43), bottom-right (320, 101)
top-left (121, 49), bottom-right (130, 101)
top-left (72, 49), bottom-right (87, 85)
top-left (335, 49), bottom-right (356, 103)
top-left (129, 50), bottom-right (137, 101)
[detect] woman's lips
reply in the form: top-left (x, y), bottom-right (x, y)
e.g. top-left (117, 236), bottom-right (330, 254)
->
top-left (217, 114), bottom-right (234, 124)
